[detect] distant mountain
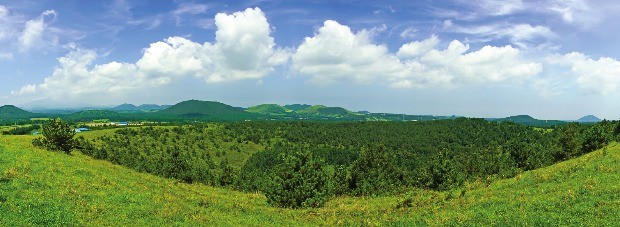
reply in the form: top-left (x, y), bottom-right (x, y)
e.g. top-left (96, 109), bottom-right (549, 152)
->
top-left (577, 115), bottom-right (601, 123)
top-left (112, 103), bottom-right (138, 111)
top-left (159, 100), bottom-right (253, 119)
top-left (296, 105), bottom-right (353, 117)
top-left (0, 105), bottom-right (34, 119)
top-left (138, 104), bottom-right (170, 111)
top-left (245, 104), bottom-right (290, 115)
top-left (111, 103), bottom-right (170, 112)
top-left (284, 104), bottom-right (312, 111)
top-left (492, 115), bottom-right (566, 127)
top-left (499, 115), bottom-right (537, 123)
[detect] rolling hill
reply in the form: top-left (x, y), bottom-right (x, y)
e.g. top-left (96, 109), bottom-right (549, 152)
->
top-left (111, 104), bottom-right (138, 111)
top-left (492, 115), bottom-right (566, 127)
top-left (245, 104), bottom-right (290, 115)
top-left (158, 100), bottom-right (255, 119)
top-left (0, 105), bottom-right (33, 118)
top-left (0, 105), bottom-right (34, 120)
top-left (0, 135), bottom-right (617, 225)
top-left (295, 105), bottom-right (355, 117)
top-left (283, 104), bottom-right (311, 111)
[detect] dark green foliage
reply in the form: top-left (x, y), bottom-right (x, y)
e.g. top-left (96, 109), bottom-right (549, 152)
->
top-left (426, 150), bottom-right (465, 190)
top-left (32, 118), bottom-right (76, 154)
top-left (329, 165), bottom-right (350, 196)
top-left (80, 126), bottom-right (218, 185)
top-left (234, 149), bottom-right (281, 192)
top-left (265, 147), bottom-right (329, 208)
top-left (581, 124), bottom-right (610, 153)
top-left (613, 122), bottom-right (620, 140)
top-left (349, 145), bottom-right (404, 196)
top-left (283, 104), bottom-right (311, 111)
top-left (158, 100), bottom-right (256, 120)
top-left (74, 118), bottom-right (617, 208)
top-left (556, 123), bottom-right (582, 160)
top-left (218, 159), bottom-right (234, 186)
top-left (492, 115), bottom-right (567, 127)
top-left (2, 125), bottom-right (40, 135)
top-left (0, 105), bottom-right (34, 119)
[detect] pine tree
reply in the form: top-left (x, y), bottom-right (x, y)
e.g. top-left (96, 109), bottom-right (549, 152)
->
top-left (265, 147), bottom-right (329, 208)
top-left (32, 118), bottom-right (76, 154)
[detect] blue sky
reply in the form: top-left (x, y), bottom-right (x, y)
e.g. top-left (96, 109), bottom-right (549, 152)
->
top-left (1, 0), bottom-right (619, 120)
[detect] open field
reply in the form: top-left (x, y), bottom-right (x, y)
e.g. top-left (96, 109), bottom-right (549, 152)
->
top-left (1, 134), bottom-right (618, 225)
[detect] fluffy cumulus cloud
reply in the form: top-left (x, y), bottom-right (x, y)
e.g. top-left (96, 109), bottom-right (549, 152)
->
top-left (208, 8), bottom-right (289, 82)
top-left (14, 48), bottom-right (143, 99)
top-left (397, 40), bottom-right (542, 87)
top-left (549, 52), bottom-right (620, 94)
top-left (397, 35), bottom-right (440, 58)
top-left (292, 21), bottom-right (541, 88)
top-left (19, 10), bottom-right (57, 50)
top-left (292, 20), bottom-right (403, 85)
top-left (14, 7), bottom-right (288, 102)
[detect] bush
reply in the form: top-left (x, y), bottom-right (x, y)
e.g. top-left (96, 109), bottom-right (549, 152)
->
top-left (265, 147), bottom-right (329, 208)
top-left (349, 145), bottom-right (404, 196)
top-left (613, 122), bottom-right (620, 140)
top-left (32, 118), bottom-right (76, 154)
top-left (581, 125), bottom-right (610, 154)
top-left (556, 123), bottom-right (581, 160)
top-left (218, 159), bottom-right (235, 186)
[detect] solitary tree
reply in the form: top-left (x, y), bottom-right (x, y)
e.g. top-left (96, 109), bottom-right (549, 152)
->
top-left (32, 118), bottom-right (76, 154)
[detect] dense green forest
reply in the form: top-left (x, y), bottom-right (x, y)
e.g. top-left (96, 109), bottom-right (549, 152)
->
top-left (69, 118), bottom-right (619, 208)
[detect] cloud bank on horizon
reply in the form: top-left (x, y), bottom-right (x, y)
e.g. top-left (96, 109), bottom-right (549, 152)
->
top-left (0, 0), bottom-right (619, 119)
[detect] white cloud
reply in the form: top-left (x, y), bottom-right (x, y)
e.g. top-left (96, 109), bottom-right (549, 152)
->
top-left (548, 0), bottom-right (592, 25)
top-left (173, 3), bottom-right (209, 26)
top-left (397, 35), bottom-right (439, 58)
top-left (292, 20), bottom-right (404, 85)
top-left (0, 52), bottom-right (12, 60)
top-left (399, 27), bottom-right (418, 39)
top-left (477, 0), bottom-right (525, 16)
top-left (136, 37), bottom-right (210, 79)
top-left (293, 20), bottom-right (541, 88)
top-left (549, 52), bottom-right (620, 94)
top-left (207, 7), bottom-right (288, 82)
top-left (451, 23), bottom-right (555, 48)
top-left (443, 20), bottom-right (453, 29)
top-left (412, 41), bottom-right (542, 84)
top-left (19, 9), bottom-right (57, 50)
top-left (0, 5), bottom-right (8, 18)
top-left (13, 48), bottom-right (142, 99)
top-left (0, 5), bottom-right (19, 41)
top-left (14, 7), bottom-right (288, 103)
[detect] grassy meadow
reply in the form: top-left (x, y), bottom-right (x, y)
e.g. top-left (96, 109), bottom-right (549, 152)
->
top-left (1, 133), bottom-right (619, 226)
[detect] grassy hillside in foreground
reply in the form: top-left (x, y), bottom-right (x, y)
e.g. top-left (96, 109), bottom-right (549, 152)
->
top-left (1, 135), bottom-right (619, 225)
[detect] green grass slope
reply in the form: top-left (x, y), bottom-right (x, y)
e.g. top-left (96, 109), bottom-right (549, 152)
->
top-left (1, 135), bottom-right (618, 225)
top-left (245, 104), bottom-right (290, 115)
